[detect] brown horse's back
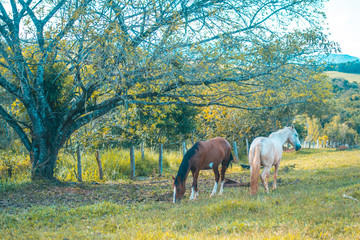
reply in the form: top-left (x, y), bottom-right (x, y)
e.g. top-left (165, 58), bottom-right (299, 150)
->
top-left (194, 137), bottom-right (232, 169)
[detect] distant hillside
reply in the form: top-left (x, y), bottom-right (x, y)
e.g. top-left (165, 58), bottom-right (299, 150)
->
top-left (323, 54), bottom-right (360, 64)
top-left (323, 54), bottom-right (360, 74)
top-left (325, 71), bottom-right (360, 83)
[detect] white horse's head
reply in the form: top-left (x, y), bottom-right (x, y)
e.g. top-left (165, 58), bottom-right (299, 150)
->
top-left (288, 125), bottom-right (301, 151)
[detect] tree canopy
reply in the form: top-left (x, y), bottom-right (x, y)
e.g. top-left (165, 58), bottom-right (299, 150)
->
top-left (0, 0), bottom-right (335, 180)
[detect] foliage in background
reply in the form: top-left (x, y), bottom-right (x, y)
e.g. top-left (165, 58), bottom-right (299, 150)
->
top-left (325, 60), bottom-right (360, 74)
top-left (321, 78), bottom-right (360, 144)
top-left (289, 75), bottom-right (360, 146)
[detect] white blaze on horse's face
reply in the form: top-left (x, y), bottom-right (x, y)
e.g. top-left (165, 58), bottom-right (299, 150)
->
top-left (173, 179), bottom-right (184, 203)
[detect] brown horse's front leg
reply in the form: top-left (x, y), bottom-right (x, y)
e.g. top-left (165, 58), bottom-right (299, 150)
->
top-left (210, 167), bottom-right (220, 197)
top-left (190, 170), bottom-right (200, 200)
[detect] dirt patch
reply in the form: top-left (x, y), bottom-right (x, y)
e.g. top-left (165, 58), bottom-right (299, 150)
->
top-left (0, 172), bottom-right (249, 209)
top-left (0, 179), bottom-right (173, 209)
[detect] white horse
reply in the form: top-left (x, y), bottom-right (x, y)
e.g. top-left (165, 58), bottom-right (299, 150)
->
top-left (249, 125), bottom-right (301, 195)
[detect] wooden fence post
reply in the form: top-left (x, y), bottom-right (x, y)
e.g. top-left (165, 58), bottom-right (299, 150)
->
top-left (182, 141), bottom-right (187, 157)
top-left (159, 143), bottom-right (163, 176)
top-left (77, 145), bottom-right (82, 182)
top-left (95, 150), bottom-right (104, 180)
top-left (233, 141), bottom-right (238, 162)
top-left (130, 146), bottom-right (135, 179)
top-left (141, 142), bottom-right (145, 160)
top-left (7, 165), bottom-right (12, 179)
top-left (246, 139), bottom-right (249, 156)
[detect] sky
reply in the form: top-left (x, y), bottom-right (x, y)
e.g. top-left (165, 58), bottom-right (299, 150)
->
top-left (324, 0), bottom-right (360, 58)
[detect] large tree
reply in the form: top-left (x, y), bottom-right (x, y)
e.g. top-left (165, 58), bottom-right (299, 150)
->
top-left (0, 0), bottom-right (335, 180)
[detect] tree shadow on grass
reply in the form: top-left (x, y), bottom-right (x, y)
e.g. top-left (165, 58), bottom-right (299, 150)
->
top-left (0, 179), bottom-right (174, 210)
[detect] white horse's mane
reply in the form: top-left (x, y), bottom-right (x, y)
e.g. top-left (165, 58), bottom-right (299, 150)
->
top-left (269, 127), bottom-right (291, 138)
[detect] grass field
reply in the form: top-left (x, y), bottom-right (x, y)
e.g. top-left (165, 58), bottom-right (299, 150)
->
top-left (1, 148), bottom-right (360, 239)
top-left (325, 71), bottom-right (360, 83)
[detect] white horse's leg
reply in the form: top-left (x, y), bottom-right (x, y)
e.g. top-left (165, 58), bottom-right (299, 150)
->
top-left (273, 163), bottom-right (279, 190)
top-left (219, 180), bottom-right (225, 195)
top-left (261, 167), bottom-right (271, 194)
top-left (210, 181), bottom-right (218, 197)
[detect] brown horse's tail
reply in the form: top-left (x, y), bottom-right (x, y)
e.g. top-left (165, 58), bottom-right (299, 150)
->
top-left (250, 144), bottom-right (261, 195)
top-left (227, 152), bottom-right (234, 168)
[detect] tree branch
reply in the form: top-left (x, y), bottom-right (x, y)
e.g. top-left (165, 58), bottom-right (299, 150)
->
top-left (0, 73), bottom-right (21, 99)
top-left (0, 104), bottom-right (32, 151)
top-left (128, 96), bottom-right (311, 111)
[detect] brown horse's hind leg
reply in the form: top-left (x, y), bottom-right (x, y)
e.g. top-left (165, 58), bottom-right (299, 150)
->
top-left (190, 169), bottom-right (200, 200)
top-left (210, 167), bottom-right (220, 197)
top-left (219, 164), bottom-right (227, 195)
top-left (273, 163), bottom-right (279, 190)
top-left (260, 167), bottom-right (271, 194)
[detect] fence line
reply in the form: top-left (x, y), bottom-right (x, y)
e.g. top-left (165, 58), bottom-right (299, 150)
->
top-left (73, 138), bottom-right (349, 181)
top-left (301, 140), bottom-right (350, 149)
top-left (126, 139), bottom-right (348, 178)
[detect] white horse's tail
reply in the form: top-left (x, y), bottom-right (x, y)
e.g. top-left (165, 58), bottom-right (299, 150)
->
top-left (250, 144), bottom-right (261, 195)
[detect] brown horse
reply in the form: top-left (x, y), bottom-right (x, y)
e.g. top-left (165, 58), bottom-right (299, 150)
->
top-left (249, 125), bottom-right (301, 195)
top-left (172, 137), bottom-right (233, 203)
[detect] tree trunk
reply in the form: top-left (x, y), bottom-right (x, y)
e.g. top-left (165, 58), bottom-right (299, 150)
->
top-left (30, 132), bottom-right (61, 181)
top-left (31, 147), bottom-right (59, 180)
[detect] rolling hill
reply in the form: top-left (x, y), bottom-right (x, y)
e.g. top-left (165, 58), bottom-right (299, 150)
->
top-left (325, 71), bottom-right (360, 83)
top-left (323, 54), bottom-right (360, 64)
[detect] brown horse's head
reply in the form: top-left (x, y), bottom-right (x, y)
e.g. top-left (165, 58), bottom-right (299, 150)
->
top-left (173, 176), bottom-right (186, 203)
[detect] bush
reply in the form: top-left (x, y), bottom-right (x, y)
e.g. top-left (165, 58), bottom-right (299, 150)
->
top-left (0, 150), bottom-right (30, 182)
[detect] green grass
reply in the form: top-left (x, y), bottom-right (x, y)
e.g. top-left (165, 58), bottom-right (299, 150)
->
top-left (1, 148), bottom-right (360, 239)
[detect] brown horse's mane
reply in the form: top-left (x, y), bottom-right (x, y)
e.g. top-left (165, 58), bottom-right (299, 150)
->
top-left (175, 142), bottom-right (200, 185)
